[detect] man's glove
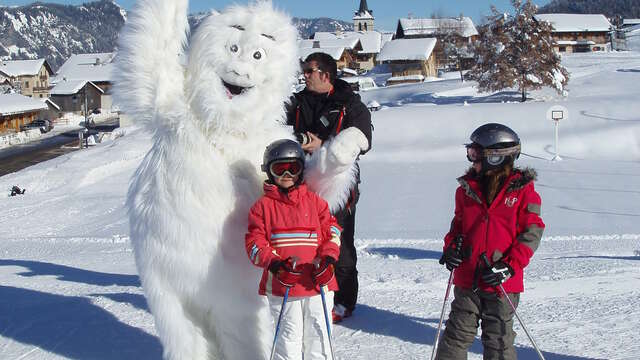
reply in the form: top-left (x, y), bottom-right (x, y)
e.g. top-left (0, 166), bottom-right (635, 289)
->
top-left (312, 256), bottom-right (336, 285)
top-left (269, 258), bottom-right (302, 287)
top-left (481, 261), bottom-right (514, 286)
top-left (439, 236), bottom-right (464, 271)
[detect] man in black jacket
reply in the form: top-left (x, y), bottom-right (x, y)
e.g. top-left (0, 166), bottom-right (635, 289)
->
top-left (286, 52), bottom-right (372, 323)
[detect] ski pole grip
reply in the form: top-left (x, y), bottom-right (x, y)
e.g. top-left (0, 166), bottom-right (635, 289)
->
top-left (480, 252), bottom-right (491, 268)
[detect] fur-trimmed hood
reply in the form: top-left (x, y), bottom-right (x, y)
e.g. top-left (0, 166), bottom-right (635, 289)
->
top-left (457, 167), bottom-right (538, 204)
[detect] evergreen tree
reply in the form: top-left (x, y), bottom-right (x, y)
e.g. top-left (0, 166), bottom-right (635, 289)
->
top-left (468, 0), bottom-right (569, 102)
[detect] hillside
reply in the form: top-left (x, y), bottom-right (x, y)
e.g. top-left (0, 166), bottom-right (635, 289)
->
top-left (0, 1), bottom-right (352, 71)
top-left (539, 0), bottom-right (640, 18)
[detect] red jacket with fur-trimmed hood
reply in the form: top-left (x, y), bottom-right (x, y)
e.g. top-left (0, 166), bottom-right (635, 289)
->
top-left (444, 168), bottom-right (545, 294)
top-left (245, 182), bottom-right (341, 297)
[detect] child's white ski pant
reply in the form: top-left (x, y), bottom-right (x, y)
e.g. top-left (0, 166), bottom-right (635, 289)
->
top-left (267, 292), bottom-right (334, 360)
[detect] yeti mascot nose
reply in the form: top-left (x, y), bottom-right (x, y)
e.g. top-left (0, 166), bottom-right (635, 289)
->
top-left (114, 0), bottom-right (360, 359)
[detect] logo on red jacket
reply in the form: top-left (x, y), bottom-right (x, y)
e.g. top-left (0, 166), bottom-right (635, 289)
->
top-left (504, 196), bottom-right (518, 207)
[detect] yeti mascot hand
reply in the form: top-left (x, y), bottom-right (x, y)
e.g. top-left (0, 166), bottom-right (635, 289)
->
top-left (115, 0), bottom-right (361, 358)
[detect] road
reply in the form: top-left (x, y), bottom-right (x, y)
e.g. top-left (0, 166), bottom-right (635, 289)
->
top-left (0, 118), bottom-right (120, 177)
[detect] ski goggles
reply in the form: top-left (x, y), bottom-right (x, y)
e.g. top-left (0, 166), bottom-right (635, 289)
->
top-left (466, 143), bottom-right (521, 165)
top-left (269, 159), bottom-right (303, 178)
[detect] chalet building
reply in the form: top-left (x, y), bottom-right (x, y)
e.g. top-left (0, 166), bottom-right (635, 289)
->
top-left (52, 53), bottom-right (115, 111)
top-left (313, 31), bottom-right (387, 71)
top-left (395, 17), bottom-right (478, 70)
top-left (377, 38), bottom-right (438, 85)
top-left (353, 0), bottom-right (374, 32)
top-left (50, 80), bottom-right (104, 115)
top-left (0, 59), bottom-right (54, 98)
top-left (622, 19), bottom-right (640, 29)
top-left (0, 93), bottom-right (48, 133)
top-left (298, 38), bottom-right (363, 70)
top-left (534, 14), bottom-right (613, 53)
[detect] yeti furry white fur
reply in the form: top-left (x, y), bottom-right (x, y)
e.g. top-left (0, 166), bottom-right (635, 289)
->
top-left (114, 0), bottom-right (364, 359)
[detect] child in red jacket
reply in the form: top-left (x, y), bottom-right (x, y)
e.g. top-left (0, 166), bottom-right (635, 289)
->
top-left (435, 124), bottom-right (545, 360)
top-left (245, 139), bottom-right (341, 360)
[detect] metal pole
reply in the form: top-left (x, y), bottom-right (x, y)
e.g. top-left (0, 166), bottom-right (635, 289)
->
top-left (479, 253), bottom-right (546, 360)
top-left (552, 120), bottom-right (561, 161)
top-left (430, 271), bottom-right (454, 360)
top-left (319, 285), bottom-right (336, 360)
top-left (270, 287), bottom-right (290, 360)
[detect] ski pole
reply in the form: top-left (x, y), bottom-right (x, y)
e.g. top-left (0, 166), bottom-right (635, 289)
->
top-left (431, 235), bottom-right (462, 360)
top-left (319, 285), bottom-right (336, 360)
top-left (270, 287), bottom-right (290, 360)
top-left (480, 253), bottom-right (546, 360)
top-left (270, 258), bottom-right (297, 360)
top-left (430, 271), bottom-right (454, 360)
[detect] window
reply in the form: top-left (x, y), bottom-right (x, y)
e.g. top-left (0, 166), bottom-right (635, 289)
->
top-left (559, 46), bottom-right (566, 52)
top-left (25, 81), bottom-right (29, 88)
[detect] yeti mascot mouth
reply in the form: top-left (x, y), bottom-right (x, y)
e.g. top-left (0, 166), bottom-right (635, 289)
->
top-left (115, 0), bottom-right (364, 359)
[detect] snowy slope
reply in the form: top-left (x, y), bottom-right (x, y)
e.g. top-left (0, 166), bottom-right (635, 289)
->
top-left (1, 52), bottom-right (640, 359)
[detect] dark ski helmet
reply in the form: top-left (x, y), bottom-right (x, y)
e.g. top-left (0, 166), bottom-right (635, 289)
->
top-left (467, 123), bottom-right (521, 171)
top-left (262, 139), bottom-right (306, 185)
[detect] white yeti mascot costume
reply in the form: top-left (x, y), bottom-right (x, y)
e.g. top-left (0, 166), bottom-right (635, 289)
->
top-left (114, 0), bottom-right (367, 359)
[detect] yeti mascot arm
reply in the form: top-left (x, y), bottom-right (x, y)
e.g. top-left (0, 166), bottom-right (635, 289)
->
top-left (114, 0), bottom-right (305, 359)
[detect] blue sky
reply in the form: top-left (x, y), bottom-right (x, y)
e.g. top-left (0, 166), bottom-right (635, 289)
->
top-left (3, 0), bottom-right (551, 31)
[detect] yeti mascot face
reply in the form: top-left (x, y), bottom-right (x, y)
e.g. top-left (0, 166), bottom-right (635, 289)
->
top-left (187, 2), bottom-right (299, 134)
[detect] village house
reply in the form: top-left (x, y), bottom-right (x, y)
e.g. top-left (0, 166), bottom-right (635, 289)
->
top-left (298, 38), bottom-right (363, 70)
top-left (395, 17), bottom-right (478, 70)
top-left (0, 59), bottom-right (54, 98)
top-left (0, 93), bottom-right (49, 133)
top-left (313, 31), bottom-right (387, 71)
top-left (50, 79), bottom-right (104, 115)
top-left (534, 14), bottom-right (613, 53)
top-left (52, 53), bottom-right (115, 112)
top-left (377, 38), bottom-right (438, 85)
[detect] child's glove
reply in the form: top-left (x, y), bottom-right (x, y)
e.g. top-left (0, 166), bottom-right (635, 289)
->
top-left (439, 235), bottom-right (464, 271)
top-left (481, 261), bottom-right (514, 286)
top-left (269, 258), bottom-right (302, 288)
top-left (312, 256), bottom-right (336, 285)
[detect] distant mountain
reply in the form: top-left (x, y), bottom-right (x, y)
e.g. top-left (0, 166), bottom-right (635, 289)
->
top-left (0, 1), bottom-right (353, 72)
top-left (538, 0), bottom-right (640, 19)
top-left (0, 0), bottom-right (126, 71)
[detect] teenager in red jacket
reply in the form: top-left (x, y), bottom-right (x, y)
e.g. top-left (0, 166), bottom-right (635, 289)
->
top-left (435, 124), bottom-right (545, 360)
top-left (245, 139), bottom-right (341, 360)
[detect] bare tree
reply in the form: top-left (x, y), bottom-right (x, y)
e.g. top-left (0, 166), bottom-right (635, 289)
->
top-left (467, 0), bottom-right (569, 101)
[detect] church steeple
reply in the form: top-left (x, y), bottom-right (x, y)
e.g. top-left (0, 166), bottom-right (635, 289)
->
top-left (358, 0), bottom-right (370, 14)
top-left (353, 0), bottom-right (374, 31)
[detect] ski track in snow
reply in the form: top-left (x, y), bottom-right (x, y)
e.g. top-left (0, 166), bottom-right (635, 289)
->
top-left (2, 52), bottom-right (640, 359)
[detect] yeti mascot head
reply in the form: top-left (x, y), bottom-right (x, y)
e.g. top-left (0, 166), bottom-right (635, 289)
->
top-left (115, 1), bottom-right (300, 359)
top-left (187, 2), bottom-right (299, 142)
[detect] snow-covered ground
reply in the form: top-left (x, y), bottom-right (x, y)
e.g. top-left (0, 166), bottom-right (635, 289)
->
top-left (1, 52), bottom-right (640, 359)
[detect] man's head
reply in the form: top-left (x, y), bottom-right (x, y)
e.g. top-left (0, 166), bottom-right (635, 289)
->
top-left (302, 52), bottom-right (337, 94)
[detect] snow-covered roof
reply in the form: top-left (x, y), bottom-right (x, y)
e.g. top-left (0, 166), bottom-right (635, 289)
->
top-left (313, 31), bottom-right (382, 54)
top-left (299, 37), bottom-right (361, 50)
top-left (387, 74), bottom-right (424, 82)
top-left (0, 93), bottom-right (48, 116)
top-left (534, 14), bottom-right (612, 33)
top-left (52, 53), bottom-right (115, 84)
top-left (623, 19), bottom-right (640, 26)
top-left (377, 38), bottom-right (437, 62)
top-left (51, 79), bottom-right (104, 95)
top-left (0, 59), bottom-right (50, 77)
top-left (353, 11), bottom-right (374, 20)
top-left (398, 17), bottom-right (478, 38)
top-left (556, 40), bottom-right (596, 46)
top-left (42, 97), bottom-right (60, 111)
top-left (298, 47), bottom-right (345, 61)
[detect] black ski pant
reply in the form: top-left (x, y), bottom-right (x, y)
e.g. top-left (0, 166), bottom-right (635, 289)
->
top-left (333, 205), bottom-right (358, 313)
top-left (435, 286), bottom-right (520, 360)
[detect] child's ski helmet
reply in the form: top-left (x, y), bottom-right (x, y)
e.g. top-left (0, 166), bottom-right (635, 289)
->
top-left (467, 123), bottom-right (521, 171)
top-left (262, 139), bottom-right (305, 185)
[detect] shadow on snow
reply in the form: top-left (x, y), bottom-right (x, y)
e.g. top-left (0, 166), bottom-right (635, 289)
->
top-left (0, 259), bottom-right (141, 287)
top-left (366, 247), bottom-right (442, 260)
top-left (339, 304), bottom-right (601, 359)
top-left (0, 285), bottom-right (161, 359)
